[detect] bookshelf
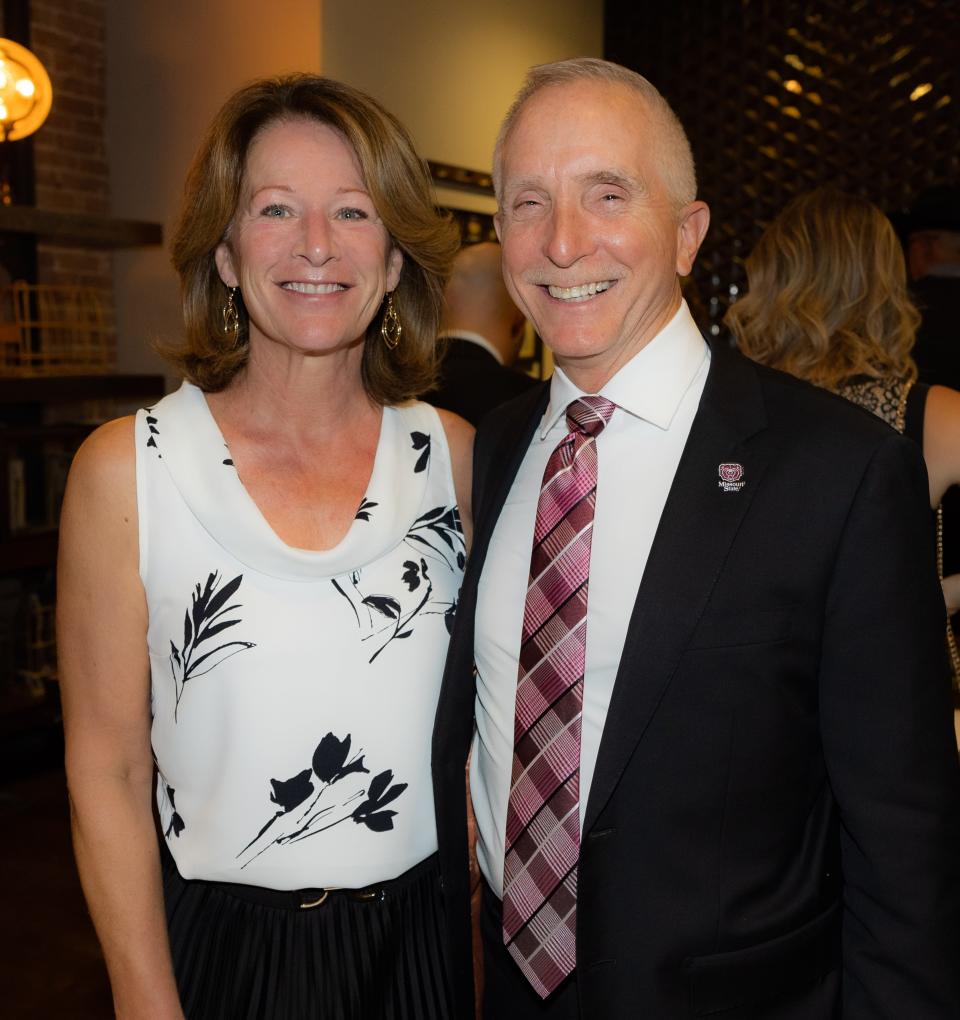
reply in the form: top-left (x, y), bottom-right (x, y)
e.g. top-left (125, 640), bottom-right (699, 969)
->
top-left (0, 373), bottom-right (165, 730)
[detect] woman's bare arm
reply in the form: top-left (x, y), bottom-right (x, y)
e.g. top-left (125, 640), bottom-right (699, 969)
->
top-left (922, 385), bottom-right (960, 507)
top-left (58, 416), bottom-right (184, 1019)
top-left (920, 386), bottom-right (960, 618)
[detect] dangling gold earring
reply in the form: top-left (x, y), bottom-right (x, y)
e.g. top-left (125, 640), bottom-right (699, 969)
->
top-left (380, 292), bottom-right (402, 350)
top-left (222, 286), bottom-right (241, 346)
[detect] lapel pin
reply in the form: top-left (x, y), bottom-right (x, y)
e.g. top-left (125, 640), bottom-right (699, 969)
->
top-left (718, 462), bottom-right (745, 492)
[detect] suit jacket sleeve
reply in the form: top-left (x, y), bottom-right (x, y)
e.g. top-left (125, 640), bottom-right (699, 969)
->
top-left (818, 431), bottom-right (960, 1016)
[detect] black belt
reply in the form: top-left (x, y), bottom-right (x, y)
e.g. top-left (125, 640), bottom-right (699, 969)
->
top-left (166, 852), bottom-right (439, 912)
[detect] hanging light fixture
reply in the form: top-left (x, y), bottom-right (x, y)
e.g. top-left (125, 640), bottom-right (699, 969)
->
top-left (0, 37), bottom-right (53, 205)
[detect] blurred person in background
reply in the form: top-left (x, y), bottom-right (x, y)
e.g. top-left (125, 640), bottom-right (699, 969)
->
top-left (728, 186), bottom-right (960, 742)
top-left (903, 185), bottom-right (960, 394)
top-left (902, 185), bottom-right (960, 586)
top-left (427, 240), bottom-right (536, 426)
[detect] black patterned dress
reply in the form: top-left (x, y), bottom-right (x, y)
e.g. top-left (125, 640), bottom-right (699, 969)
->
top-left (836, 375), bottom-right (959, 697)
top-left (834, 375), bottom-right (926, 443)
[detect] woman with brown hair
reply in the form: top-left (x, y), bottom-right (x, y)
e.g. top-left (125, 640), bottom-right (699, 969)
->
top-left (57, 75), bottom-right (470, 1019)
top-left (727, 187), bottom-right (960, 731)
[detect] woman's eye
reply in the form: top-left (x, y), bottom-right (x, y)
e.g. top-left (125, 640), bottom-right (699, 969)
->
top-left (337, 207), bottom-right (369, 221)
top-left (260, 204), bottom-right (289, 218)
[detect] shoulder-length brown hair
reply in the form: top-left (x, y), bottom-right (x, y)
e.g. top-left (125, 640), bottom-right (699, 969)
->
top-left (725, 188), bottom-right (920, 391)
top-left (165, 74), bottom-right (459, 402)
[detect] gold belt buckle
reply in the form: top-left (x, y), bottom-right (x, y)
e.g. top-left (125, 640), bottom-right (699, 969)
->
top-left (299, 889), bottom-right (330, 910)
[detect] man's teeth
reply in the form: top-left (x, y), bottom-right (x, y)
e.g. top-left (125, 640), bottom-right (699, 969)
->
top-left (282, 282), bottom-right (345, 294)
top-left (547, 281), bottom-right (613, 301)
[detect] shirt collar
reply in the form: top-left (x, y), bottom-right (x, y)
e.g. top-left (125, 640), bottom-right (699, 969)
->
top-left (437, 329), bottom-right (504, 365)
top-left (539, 300), bottom-right (709, 439)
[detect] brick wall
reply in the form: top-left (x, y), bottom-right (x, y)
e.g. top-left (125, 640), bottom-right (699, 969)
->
top-left (30, 0), bottom-right (115, 352)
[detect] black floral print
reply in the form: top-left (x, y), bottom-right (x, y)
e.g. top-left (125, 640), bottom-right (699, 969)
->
top-left (145, 408), bottom-right (161, 457)
top-left (168, 571), bottom-right (256, 721)
top-left (407, 505), bottom-right (465, 572)
top-left (411, 431), bottom-right (431, 473)
top-left (237, 731), bottom-right (406, 868)
top-left (159, 781), bottom-right (185, 839)
top-left (355, 497), bottom-right (378, 522)
top-left (333, 501), bottom-right (464, 662)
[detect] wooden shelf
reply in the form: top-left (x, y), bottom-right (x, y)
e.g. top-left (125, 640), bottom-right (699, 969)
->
top-left (0, 373), bottom-right (165, 404)
top-left (0, 375), bottom-right (166, 569)
top-left (0, 205), bottom-right (162, 248)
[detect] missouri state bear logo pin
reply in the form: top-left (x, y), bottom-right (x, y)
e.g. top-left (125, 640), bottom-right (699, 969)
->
top-left (718, 462), bottom-right (745, 492)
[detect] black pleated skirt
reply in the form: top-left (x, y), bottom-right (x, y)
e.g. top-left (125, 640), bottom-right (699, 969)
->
top-left (162, 852), bottom-right (454, 1020)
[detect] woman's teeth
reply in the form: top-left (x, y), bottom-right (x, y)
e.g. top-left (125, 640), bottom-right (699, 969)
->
top-left (282, 282), bottom-right (346, 294)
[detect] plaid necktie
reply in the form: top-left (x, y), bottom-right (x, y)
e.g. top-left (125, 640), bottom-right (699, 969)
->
top-left (502, 395), bottom-right (616, 998)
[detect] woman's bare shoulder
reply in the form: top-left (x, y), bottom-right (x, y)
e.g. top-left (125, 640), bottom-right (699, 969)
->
top-left (64, 416), bottom-right (139, 523)
top-left (71, 416), bottom-right (136, 480)
top-left (921, 385), bottom-right (960, 502)
top-left (926, 383), bottom-right (960, 415)
top-left (434, 407), bottom-right (475, 464)
top-left (433, 407), bottom-right (475, 548)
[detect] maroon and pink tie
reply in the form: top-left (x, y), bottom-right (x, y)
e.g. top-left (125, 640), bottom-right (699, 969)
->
top-left (502, 395), bottom-right (616, 998)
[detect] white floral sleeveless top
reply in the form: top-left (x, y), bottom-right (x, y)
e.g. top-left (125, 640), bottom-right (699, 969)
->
top-left (136, 382), bottom-right (464, 890)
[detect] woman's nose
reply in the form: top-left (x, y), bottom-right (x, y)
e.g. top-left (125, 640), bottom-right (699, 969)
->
top-left (296, 212), bottom-right (336, 264)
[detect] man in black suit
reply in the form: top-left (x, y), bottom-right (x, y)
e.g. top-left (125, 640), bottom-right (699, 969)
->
top-left (432, 58), bottom-right (960, 1019)
top-left (426, 241), bottom-right (536, 426)
top-left (905, 185), bottom-right (960, 394)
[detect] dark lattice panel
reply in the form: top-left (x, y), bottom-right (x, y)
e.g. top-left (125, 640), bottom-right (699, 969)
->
top-left (605, 0), bottom-right (960, 335)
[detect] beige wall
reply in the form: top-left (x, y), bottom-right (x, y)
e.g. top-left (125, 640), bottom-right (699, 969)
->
top-left (105, 0), bottom-right (323, 376)
top-left (323, 1), bottom-right (602, 174)
top-left (105, 0), bottom-right (602, 378)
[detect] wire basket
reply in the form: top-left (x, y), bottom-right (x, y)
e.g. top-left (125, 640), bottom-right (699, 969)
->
top-left (0, 281), bottom-right (112, 375)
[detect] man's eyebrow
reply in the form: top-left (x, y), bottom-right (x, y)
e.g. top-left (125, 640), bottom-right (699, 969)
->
top-left (503, 176), bottom-right (545, 195)
top-left (502, 169), bottom-right (646, 195)
top-left (578, 169), bottom-right (643, 191)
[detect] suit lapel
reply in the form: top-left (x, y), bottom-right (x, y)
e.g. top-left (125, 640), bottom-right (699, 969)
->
top-left (432, 383), bottom-right (550, 765)
top-left (473, 383), bottom-right (551, 548)
top-left (584, 345), bottom-right (771, 832)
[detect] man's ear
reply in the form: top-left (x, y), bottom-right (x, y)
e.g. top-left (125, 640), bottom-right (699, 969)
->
top-left (676, 201), bottom-right (710, 277)
top-left (215, 242), bottom-right (239, 288)
top-left (494, 211), bottom-right (503, 243)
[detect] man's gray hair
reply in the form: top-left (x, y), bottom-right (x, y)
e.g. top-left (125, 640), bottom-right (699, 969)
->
top-left (492, 57), bottom-right (697, 210)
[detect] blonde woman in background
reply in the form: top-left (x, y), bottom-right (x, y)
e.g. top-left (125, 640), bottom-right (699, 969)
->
top-left (727, 187), bottom-right (960, 744)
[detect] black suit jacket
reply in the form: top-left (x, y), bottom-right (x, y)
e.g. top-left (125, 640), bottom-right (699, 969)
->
top-left (424, 336), bottom-right (538, 427)
top-left (432, 342), bottom-right (960, 1019)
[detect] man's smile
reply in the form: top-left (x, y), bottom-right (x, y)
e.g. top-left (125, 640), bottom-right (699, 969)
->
top-left (543, 280), bottom-right (616, 301)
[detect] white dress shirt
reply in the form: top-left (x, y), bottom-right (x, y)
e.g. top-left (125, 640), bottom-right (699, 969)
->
top-left (471, 301), bottom-right (710, 895)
